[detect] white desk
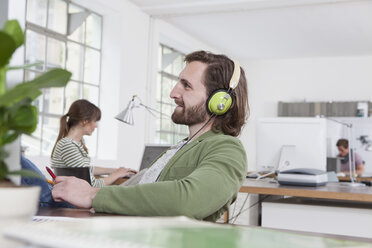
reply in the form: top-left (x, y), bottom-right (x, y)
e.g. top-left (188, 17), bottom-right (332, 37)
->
top-left (240, 178), bottom-right (372, 238)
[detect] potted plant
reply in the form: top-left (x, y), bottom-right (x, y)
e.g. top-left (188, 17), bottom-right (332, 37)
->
top-left (0, 19), bottom-right (71, 226)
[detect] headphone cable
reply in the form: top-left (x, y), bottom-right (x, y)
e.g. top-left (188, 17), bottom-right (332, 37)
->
top-left (180, 113), bottom-right (215, 150)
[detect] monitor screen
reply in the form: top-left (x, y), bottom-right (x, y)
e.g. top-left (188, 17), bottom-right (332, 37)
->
top-left (256, 117), bottom-right (327, 172)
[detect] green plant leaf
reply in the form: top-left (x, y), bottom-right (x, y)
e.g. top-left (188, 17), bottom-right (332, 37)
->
top-left (0, 32), bottom-right (16, 70)
top-left (0, 131), bottom-right (19, 147)
top-left (3, 20), bottom-right (24, 49)
top-left (8, 62), bottom-right (43, 70)
top-left (0, 67), bottom-right (6, 95)
top-left (27, 68), bottom-right (72, 89)
top-left (8, 104), bottom-right (38, 134)
top-left (0, 68), bottom-right (71, 107)
top-left (7, 169), bottom-right (44, 179)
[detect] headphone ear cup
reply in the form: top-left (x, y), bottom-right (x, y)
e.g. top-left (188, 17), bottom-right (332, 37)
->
top-left (207, 90), bottom-right (233, 115)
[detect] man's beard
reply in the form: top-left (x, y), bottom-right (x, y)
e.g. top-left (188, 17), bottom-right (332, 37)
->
top-left (172, 100), bottom-right (208, 126)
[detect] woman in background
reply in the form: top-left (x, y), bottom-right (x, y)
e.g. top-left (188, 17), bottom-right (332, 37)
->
top-left (51, 99), bottom-right (135, 187)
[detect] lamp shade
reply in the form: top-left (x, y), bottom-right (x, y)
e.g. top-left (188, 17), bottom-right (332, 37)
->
top-left (115, 98), bottom-right (135, 125)
top-left (115, 95), bottom-right (170, 126)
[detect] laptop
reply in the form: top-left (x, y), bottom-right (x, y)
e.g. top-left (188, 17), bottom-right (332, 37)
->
top-left (139, 144), bottom-right (170, 170)
top-left (52, 166), bottom-right (91, 185)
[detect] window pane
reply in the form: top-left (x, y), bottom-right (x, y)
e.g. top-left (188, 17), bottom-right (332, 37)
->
top-left (47, 0), bottom-right (67, 34)
top-left (68, 4), bottom-right (85, 43)
top-left (67, 42), bottom-right (84, 80)
top-left (86, 13), bottom-right (102, 49)
top-left (159, 132), bottom-right (171, 144)
top-left (26, 0), bottom-right (47, 27)
top-left (83, 84), bottom-right (99, 106)
top-left (84, 48), bottom-right (100, 85)
top-left (162, 47), bottom-right (173, 73)
top-left (43, 87), bottom-right (64, 114)
top-left (84, 131), bottom-right (97, 157)
top-left (21, 116), bottom-right (42, 156)
top-left (161, 76), bottom-right (176, 103)
top-left (46, 37), bottom-right (66, 69)
top-left (173, 55), bottom-right (184, 75)
top-left (64, 81), bottom-right (81, 111)
top-left (155, 117), bottom-right (161, 133)
top-left (41, 117), bottom-right (60, 156)
top-left (161, 104), bottom-right (173, 130)
top-left (25, 70), bottom-right (43, 112)
top-left (25, 30), bottom-right (46, 71)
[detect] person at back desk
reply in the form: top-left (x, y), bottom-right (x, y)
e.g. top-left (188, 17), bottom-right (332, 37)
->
top-left (52, 50), bottom-right (249, 221)
top-left (51, 99), bottom-right (136, 187)
top-left (336, 138), bottom-right (364, 176)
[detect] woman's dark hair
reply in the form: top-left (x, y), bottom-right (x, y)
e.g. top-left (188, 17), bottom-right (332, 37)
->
top-left (51, 99), bottom-right (101, 156)
top-left (185, 51), bottom-right (249, 137)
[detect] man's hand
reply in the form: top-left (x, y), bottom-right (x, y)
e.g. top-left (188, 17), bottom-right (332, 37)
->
top-left (52, 176), bottom-right (100, 209)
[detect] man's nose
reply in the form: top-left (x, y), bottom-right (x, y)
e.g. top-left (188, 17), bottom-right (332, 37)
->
top-left (170, 82), bottom-right (181, 99)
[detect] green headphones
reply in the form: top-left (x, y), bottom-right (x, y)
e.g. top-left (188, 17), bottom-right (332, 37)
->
top-left (207, 61), bottom-right (241, 115)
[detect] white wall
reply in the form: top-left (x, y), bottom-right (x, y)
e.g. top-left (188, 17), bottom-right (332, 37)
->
top-left (12, 0), bottom-right (217, 171)
top-left (72, 0), bottom-right (218, 170)
top-left (69, 0), bottom-right (150, 169)
top-left (145, 19), bottom-right (219, 144)
top-left (241, 55), bottom-right (372, 171)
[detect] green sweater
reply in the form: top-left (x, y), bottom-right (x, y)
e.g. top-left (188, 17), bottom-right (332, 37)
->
top-left (92, 130), bottom-right (247, 221)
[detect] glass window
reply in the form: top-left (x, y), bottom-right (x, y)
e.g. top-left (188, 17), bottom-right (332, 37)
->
top-left (84, 47), bottom-right (100, 85)
top-left (26, 0), bottom-right (48, 27)
top-left (67, 41), bottom-right (84, 80)
top-left (23, 0), bottom-right (102, 157)
top-left (46, 37), bottom-right (66, 69)
top-left (65, 81), bottom-right (81, 110)
top-left (47, 0), bottom-right (67, 34)
top-left (86, 13), bottom-right (102, 49)
top-left (83, 84), bottom-right (99, 106)
top-left (41, 117), bottom-right (60, 156)
top-left (43, 87), bottom-right (64, 115)
top-left (155, 44), bottom-right (187, 145)
top-left (25, 30), bottom-right (46, 71)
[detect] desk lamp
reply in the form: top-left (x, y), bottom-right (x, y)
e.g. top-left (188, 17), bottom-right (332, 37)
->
top-left (115, 95), bottom-right (170, 125)
top-left (325, 117), bottom-right (365, 187)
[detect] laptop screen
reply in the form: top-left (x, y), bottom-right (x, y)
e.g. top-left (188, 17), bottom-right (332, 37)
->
top-left (139, 145), bottom-right (170, 170)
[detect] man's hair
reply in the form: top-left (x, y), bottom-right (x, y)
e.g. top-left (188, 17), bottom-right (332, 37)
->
top-left (336, 139), bottom-right (349, 149)
top-left (185, 51), bottom-right (249, 137)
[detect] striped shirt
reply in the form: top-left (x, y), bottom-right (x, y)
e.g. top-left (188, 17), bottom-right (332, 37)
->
top-left (51, 137), bottom-right (104, 188)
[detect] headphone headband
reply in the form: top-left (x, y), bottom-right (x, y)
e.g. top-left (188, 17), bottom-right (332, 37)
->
top-left (229, 61), bottom-right (241, 90)
top-left (206, 59), bottom-right (241, 116)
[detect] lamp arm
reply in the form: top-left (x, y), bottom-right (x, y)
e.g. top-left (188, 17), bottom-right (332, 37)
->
top-left (139, 103), bottom-right (171, 118)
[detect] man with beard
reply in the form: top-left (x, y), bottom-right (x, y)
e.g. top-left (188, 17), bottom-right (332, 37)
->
top-left (52, 51), bottom-right (249, 221)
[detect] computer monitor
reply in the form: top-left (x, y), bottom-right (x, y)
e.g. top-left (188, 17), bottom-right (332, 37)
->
top-left (256, 117), bottom-right (327, 172)
top-left (139, 145), bottom-right (170, 170)
top-left (327, 157), bottom-right (341, 173)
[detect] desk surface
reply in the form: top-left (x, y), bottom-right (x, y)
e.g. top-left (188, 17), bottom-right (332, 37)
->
top-left (8, 208), bottom-right (365, 247)
top-left (240, 179), bottom-right (372, 202)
